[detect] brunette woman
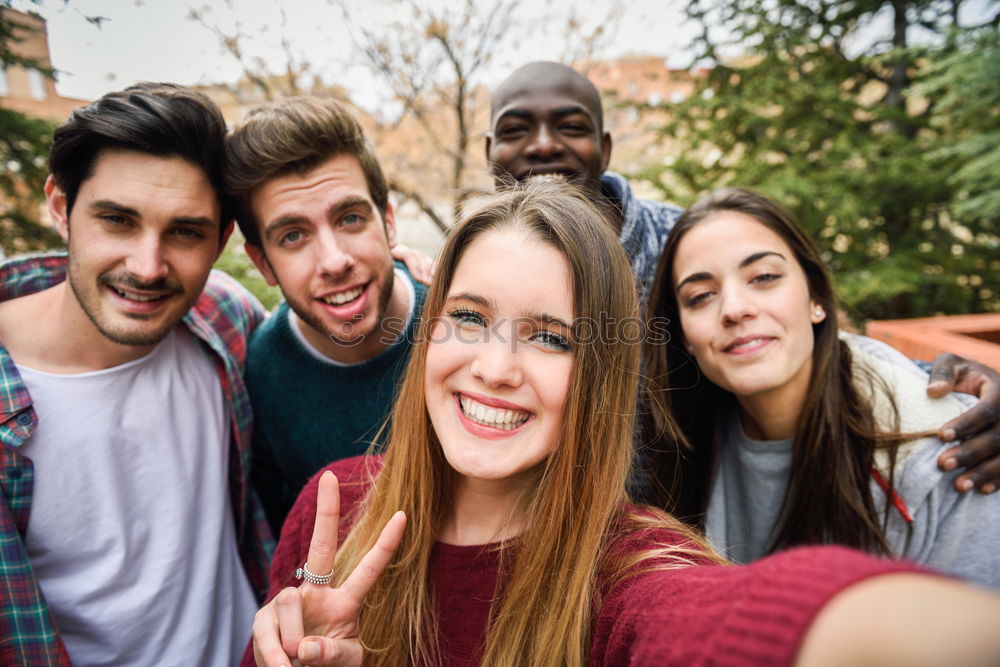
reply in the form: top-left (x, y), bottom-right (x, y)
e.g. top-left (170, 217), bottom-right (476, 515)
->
top-left (249, 181), bottom-right (1000, 667)
top-left (644, 187), bottom-right (999, 587)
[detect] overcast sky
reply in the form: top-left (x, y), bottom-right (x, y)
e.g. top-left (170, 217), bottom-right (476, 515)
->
top-left (11, 0), bottom-right (700, 108)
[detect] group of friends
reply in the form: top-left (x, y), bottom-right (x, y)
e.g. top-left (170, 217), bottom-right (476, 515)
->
top-left (0, 60), bottom-right (998, 666)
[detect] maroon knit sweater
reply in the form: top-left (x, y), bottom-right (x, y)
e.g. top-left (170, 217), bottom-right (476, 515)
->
top-left (242, 456), bottom-right (922, 666)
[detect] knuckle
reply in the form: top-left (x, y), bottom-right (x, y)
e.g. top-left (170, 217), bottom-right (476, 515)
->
top-left (274, 587), bottom-right (299, 607)
top-left (984, 403), bottom-right (1000, 425)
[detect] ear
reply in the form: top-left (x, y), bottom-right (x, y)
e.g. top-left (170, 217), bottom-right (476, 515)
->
top-left (245, 242), bottom-right (279, 287)
top-left (45, 175), bottom-right (70, 241)
top-left (383, 201), bottom-right (398, 249)
top-left (214, 220), bottom-right (234, 262)
top-left (810, 301), bottom-right (827, 324)
top-left (600, 131), bottom-right (613, 172)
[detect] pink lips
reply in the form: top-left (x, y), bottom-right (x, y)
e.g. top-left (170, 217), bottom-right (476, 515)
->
top-left (723, 335), bottom-right (774, 355)
top-left (453, 392), bottom-right (532, 440)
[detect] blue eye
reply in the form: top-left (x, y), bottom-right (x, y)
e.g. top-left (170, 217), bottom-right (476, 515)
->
top-left (447, 308), bottom-right (486, 327)
top-left (280, 230), bottom-right (304, 245)
top-left (532, 330), bottom-right (571, 352)
top-left (752, 273), bottom-right (781, 285)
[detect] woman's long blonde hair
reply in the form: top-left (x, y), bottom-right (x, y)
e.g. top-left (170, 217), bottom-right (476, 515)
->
top-left (332, 180), bottom-right (719, 666)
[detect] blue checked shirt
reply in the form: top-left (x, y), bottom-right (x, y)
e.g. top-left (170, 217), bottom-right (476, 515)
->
top-left (0, 253), bottom-right (273, 665)
top-left (601, 171), bottom-right (684, 311)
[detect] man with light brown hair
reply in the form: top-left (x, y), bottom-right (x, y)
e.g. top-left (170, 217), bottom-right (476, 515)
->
top-left (226, 97), bottom-right (428, 534)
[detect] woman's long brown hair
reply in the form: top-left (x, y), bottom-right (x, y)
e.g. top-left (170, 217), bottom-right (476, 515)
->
top-left (643, 187), bottom-right (901, 555)
top-left (330, 180), bottom-right (721, 666)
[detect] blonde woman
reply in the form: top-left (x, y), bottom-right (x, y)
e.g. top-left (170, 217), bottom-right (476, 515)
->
top-left (249, 181), bottom-right (1000, 667)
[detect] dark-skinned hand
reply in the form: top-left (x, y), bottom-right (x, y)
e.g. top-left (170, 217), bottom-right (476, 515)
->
top-left (928, 353), bottom-right (1000, 494)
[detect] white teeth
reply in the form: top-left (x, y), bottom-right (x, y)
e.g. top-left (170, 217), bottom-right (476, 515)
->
top-left (324, 286), bottom-right (363, 305)
top-left (459, 396), bottom-right (530, 431)
top-left (729, 337), bottom-right (766, 352)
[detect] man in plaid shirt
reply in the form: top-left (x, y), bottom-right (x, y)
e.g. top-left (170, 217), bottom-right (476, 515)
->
top-left (0, 84), bottom-right (270, 665)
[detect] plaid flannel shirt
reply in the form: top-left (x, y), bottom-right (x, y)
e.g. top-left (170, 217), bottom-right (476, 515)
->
top-left (601, 171), bottom-right (684, 311)
top-left (0, 253), bottom-right (273, 666)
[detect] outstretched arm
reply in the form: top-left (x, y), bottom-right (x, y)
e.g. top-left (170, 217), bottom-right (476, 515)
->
top-left (928, 353), bottom-right (1000, 494)
top-left (798, 573), bottom-right (1000, 667)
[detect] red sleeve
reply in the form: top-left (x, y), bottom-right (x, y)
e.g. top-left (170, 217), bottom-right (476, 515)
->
top-left (239, 455), bottom-right (379, 667)
top-left (590, 545), bottom-right (927, 666)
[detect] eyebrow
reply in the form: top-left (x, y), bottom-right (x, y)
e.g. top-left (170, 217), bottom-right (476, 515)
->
top-left (552, 105), bottom-right (593, 120)
top-left (675, 250), bottom-right (787, 291)
top-left (495, 105), bottom-right (594, 125)
top-left (446, 292), bottom-right (493, 309)
top-left (263, 196), bottom-right (375, 239)
top-left (90, 200), bottom-right (139, 218)
top-left (90, 199), bottom-right (217, 229)
top-left (740, 250), bottom-right (785, 268)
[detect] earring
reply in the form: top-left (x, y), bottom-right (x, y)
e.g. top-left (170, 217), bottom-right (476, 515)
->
top-left (813, 306), bottom-right (825, 321)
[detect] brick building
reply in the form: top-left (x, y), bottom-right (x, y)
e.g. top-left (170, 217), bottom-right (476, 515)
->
top-left (0, 7), bottom-right (89, 122)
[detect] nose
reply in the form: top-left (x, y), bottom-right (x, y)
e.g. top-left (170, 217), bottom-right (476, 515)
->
top-left (316, 228), bottom-right (354, 278)
top-left (719, 286), bottom-right (758, 326)
top-left (125, 235), bottom-right (169, 284)
top-left (469, 329), bottom-right (524, 389)
top-left (524, 125), bottom-right (565, 160)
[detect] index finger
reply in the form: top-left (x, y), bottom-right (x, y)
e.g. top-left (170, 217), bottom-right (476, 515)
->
top-left (305, 471), bottom-right (341, 583)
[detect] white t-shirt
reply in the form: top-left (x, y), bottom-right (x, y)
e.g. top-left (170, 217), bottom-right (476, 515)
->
top-left (18, 327), bottom-right (257, 666)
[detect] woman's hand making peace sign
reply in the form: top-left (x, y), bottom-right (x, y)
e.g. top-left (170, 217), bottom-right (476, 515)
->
top-left (252, 471), bottom-right (407, 667)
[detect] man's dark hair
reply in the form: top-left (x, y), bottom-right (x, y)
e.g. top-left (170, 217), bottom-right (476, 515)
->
top-left (48, 82), bottom-right (232, 235)
top-left (223, 96), bottom-right (389, 247)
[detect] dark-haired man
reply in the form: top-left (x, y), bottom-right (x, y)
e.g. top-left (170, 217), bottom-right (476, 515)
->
top-left (0, 83), bottom-right (269, 664)
top-left (487, 61), bottom-right (1000, 494)
top-left (225, 97), bottom-right (427, 535)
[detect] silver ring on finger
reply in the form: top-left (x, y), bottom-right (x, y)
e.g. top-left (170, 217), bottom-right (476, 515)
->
top-left (295, 562), bottom-right (334, 586)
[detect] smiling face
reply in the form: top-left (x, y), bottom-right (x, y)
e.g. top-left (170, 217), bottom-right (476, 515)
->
top-left (424, 228), bottom-right (575, 490)
top-left (246, 153), bottom-right (400, 363)
top-left (49, 149), bottom-right (224, 348)
top-left (672, 212), bottom-right (826, 424)
top-left (487, 66), bottom-right (611, 191)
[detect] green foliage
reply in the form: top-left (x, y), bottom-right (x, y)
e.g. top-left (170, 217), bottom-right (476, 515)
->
top-left (636, 0), bottom-right (999, 321)
top-left (214, 231), bottom-right (283, 312)
top-left (0, 106), bottom-right (62, 254)
top-left (921, 27), bottom-right (1000, 224)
